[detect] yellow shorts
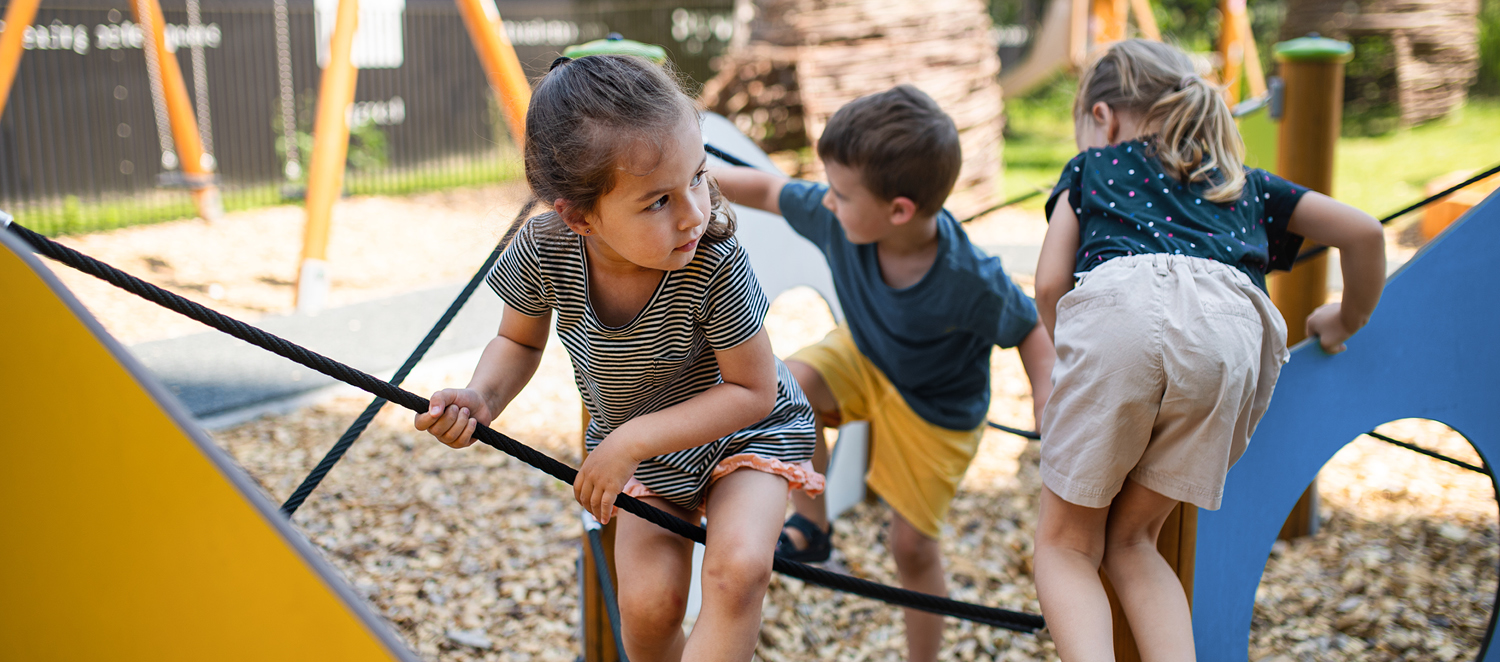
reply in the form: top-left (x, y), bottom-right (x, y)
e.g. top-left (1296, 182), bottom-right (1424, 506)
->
top-left (788, 326), bottom-right (985, 539)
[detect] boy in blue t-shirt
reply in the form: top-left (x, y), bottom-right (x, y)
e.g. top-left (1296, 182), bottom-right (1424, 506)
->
top-left (714, 84), bottom-right (1054, 662)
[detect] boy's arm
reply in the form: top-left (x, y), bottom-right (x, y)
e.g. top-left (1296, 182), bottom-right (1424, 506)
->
top-left (415, 303), bottom-right (550, 447)
top-left (1015, 323), bottom-right (1056, 431)
top-left (1285, 192), bottom-right (1386, 354)
top-left (1035, 200), bottom-right (1082, 340)
top-left (711, 165), bottom-right (790, 215)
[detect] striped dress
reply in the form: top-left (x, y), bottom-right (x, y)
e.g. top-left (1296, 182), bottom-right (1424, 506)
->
top-left (488, 213), bottom-right (820, 511)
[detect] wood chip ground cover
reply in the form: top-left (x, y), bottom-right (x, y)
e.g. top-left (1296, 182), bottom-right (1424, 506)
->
top-left (51, 193), bottom-right (1497, 661)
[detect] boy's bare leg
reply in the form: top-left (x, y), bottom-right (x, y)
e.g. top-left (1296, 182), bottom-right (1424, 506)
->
top-left (782, 360), bottom-right (837, 547)
top-left (683, 470), bottom-right (790, 661)
top-left (891, 510), bottom-right (947, 662)
top-left (1034, 485), bottom-right (1114, 661)
top-left (1101, 480), bottom-right (1195, 662)
top-left (614, 496), bottom-right (696, 662)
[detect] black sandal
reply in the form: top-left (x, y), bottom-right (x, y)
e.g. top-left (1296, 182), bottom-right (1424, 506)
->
top-left (776, 513), bottom-right (833, 563)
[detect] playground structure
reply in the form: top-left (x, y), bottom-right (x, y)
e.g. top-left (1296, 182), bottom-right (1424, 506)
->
top-left (998, 0), bottom-right (1265, 103)
top-left (4, 4), bottom-right (1500, 659)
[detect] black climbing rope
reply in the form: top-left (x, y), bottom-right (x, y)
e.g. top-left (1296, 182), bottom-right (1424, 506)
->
top-left (1295, 161), bottom-right (1500, 265)
top-left (279, 241), bottom-right (505, 517)
top-left (987, 421), bottom-right (1041, 440)
top-left (6, 220), bottom-right (1045, 633)
top-left (584, 515), bottom-right (631, 661)
top-left (1366, 431), bottom-right (1489, 476)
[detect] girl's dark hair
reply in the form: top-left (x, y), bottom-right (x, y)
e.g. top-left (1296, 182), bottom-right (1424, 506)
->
top-left (501, 54), bottom-right (735, 248)
top-left (1076, 39), bottom-right (1246, 203)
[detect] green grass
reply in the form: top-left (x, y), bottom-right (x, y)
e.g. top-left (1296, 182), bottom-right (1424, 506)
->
top-left (1001, 77), bottom-right (1078, 211)
top-left (1001, 78), bottom-right (1500, 220)
top-left (15, 153), bottom-right (524, 237)
top-left (1333, 98), bottom-right (1500, 220)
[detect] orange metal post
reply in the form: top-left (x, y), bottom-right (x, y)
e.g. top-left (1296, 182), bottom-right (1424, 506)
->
top-left (1218, 0), bottom-right (1246, 103)
top-left (1127, 0), bottom-right (1160, 41)
top-left (1269, 36), bottom-right (1352, 540)
top-left (296, 0), bottom-right (360, 312)
top-left (1090, 0), bottom-right (1129, 46)
top-left (0, 0), bottom-right (42, 119)
top-left (130, 0), bottom-right (222, 220)
top-left (454, 0), bottom-right (531, 147)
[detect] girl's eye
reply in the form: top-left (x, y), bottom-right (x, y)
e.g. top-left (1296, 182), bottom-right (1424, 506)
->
top-left (646, 195), bottom-right (669, 212)
top-left (691, 170), bottom-right (706, 187)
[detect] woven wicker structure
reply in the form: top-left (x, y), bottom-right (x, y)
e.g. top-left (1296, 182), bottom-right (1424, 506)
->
top-left (702, 0), bottom-right (1005, 219)
top-left (1280, 0), bottom-right (1479, 126)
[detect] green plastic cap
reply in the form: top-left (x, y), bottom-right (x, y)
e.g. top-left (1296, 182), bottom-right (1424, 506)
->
top-left (1273, 33), bottom-right (1353, 63)
top-left (562, 34), bottom-right (668, 63)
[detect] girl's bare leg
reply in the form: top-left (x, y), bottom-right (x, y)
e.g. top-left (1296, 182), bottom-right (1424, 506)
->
top-left (1101, 479), bottom-right (1194, 662)
top-left (1034, 485), bottom-right (1114, 661)
top-left (684, 470), bottom-right (790, 661)
top-left (614, 496), bottom-right (696, 662)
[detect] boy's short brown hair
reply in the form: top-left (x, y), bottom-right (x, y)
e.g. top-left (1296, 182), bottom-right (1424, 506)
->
top-left (816, 84), bottom-right (961, 217)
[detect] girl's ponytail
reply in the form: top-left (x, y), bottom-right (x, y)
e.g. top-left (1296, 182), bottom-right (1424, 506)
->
top-left (1076, 40), bottom-right (1247, 203)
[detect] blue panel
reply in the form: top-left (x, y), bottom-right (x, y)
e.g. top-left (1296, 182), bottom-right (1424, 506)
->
top-left (1192, 191), bottom-right (1500, 660)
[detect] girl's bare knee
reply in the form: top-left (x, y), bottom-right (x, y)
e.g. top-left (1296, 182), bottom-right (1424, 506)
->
top-left (620, 586), bottom-right (688, 639)
top-left (701, 548), bottom-right (773, 608)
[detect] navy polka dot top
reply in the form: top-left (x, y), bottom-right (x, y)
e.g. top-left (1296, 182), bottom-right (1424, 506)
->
top-left (1044, 137), bottom-right (1310, 291)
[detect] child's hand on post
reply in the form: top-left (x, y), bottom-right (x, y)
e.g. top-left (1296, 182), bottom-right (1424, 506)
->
top-left (414, 388), bottom-right (495, 448)
top-left (575, 425), bottom-right (646, 525)
top-left (1305, 302), bottom-right (1358, 354)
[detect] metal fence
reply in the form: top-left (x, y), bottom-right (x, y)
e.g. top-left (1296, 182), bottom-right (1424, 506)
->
top-left (1, 0), bottom-right (735, 235)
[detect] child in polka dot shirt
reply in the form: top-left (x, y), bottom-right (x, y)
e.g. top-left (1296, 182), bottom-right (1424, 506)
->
top-left (1031, 39), bottom-right (1386, 661)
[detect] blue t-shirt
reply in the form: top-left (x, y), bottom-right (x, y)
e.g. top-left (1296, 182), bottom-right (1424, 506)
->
top-left (779, 180), bottom-right (1039, 431)
top-left (1044, 138), bottom-right (1309, 291)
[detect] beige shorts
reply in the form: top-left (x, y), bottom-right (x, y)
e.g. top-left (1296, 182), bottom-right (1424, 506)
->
top-left (1040, 254), bottom-right (1289, 510)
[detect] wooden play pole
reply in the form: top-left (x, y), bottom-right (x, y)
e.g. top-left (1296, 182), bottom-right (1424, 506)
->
top-left (0, 0), bottom-right (41, 119)
top-left (1268, 34), bottom-right (1351, 541)
top-left (579, 406), bottom-right (621, 662)
top-left (453, 0), bottom-right (531, 147)
top-left (1090, 0), bottom-right (1129, 46)
top-left (130, 0), bottom-right (223, 221)
top-left (296, 0), bottom-right (360, 313)
top-left (1218, 0), bottom-right (1247, 103)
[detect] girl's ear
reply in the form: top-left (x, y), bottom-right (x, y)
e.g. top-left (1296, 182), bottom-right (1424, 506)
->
top-left (554, 198), bottom-right (595, 236)
top-left (888, 196), bottom-right (918, 226)
top-left (1091, 101), bottom-right (1120, 143)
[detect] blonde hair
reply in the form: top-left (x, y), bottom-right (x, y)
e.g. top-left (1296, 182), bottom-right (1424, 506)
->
top-left (1075, 39), bottom-right (1246, 203)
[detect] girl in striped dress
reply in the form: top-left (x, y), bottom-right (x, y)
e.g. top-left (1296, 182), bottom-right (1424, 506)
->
top-left (413, 54), bottom-right (822, 662)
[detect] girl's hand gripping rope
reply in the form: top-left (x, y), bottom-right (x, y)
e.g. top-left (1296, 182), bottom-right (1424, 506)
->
top-left (575, 424), bottom-right (646, 525)
top-left (415, 388), bottom-right (496, 449)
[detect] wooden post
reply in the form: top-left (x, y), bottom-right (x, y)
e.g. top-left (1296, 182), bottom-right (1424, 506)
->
top-left (453, 0), bottom-right (531, 147)
top-left (579, 405), bottom-right (621, 662)
top-left (1218, 0), bottom-right (1246, 103)
top-left (0, 0), bottom-right (41, 119)
top-left (1268, 35), bottom-right (1352, 540)
top-left (296, 0), bottom-right (360, 313)
top-left (1090, 0), bottom-right (1129, 46)
top-left (130, 0), bottom-right (223, 221)
top-left (1106, 504), bottom-right (1198, 661)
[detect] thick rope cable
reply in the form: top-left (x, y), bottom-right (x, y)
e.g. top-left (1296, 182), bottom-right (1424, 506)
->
top-left (1295, 161), bottom-right (1500, 265)
top-left (1366, 431), bottom-right (1489, 475)
top-left (5, 221), bottom-right (1046, 633)
top-left (280, 242), bottom-right (505, 517)
top-left (584, 514), bottom-right (631, 661)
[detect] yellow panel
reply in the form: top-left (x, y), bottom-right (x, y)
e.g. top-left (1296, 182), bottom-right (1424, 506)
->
top-left (0, 231), bottom-right (413, 662)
